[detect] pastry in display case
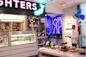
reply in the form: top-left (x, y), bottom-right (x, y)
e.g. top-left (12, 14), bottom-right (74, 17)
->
top-left (0, 22), bottom-right (10, 31)
top-left (12, 23), bottom-right (22, 31)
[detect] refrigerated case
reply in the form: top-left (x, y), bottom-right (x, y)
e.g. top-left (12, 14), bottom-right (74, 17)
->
top-left (0, 31), bottom-right (37, 47)
top-left (11, 32), bottom-right (36, 46)
top-left (0, 31), bottom-right (38, 57)
top-left (0, 14), bottom-right (37, 48)
top-left (0, 22), bottom-right (23, 47)
top-left (0, 31), bottom-right (9, 47)
top-left (0, 16), bottom-right (38, 57)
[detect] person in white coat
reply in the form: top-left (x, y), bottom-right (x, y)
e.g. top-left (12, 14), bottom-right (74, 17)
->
top-left (71, 25), bottom-right (79, 48)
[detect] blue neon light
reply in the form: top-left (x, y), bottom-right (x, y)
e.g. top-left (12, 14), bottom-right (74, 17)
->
top-left (46, 14), bottom-right (62, 35)
top-left (46, 15), bottom-right (52, 35)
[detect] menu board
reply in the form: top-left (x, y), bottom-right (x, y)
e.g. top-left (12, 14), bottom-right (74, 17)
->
top-left (11, 33), bottom-right (36, 46)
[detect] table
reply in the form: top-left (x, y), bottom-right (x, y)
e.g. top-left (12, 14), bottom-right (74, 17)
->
top-left (38, 47), bottom-right (86, 57)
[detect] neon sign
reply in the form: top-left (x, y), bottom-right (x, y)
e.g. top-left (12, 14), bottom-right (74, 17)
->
top-left (0, 0), bottom-right (37, 10)
top-left (34, 4), bottom-right (45, 16)
top-left (46, 14), bottom-right (62, 35)
top-left (52, 16), bottom-right (62, 34)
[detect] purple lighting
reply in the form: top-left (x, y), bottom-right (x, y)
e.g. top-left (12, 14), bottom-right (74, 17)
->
top-left (52, 16), bottom-right (62, 34)
top-left (46, 14), bottom-right (62, 35)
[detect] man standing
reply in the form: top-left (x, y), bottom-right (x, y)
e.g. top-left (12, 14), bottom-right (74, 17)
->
top-left (71, 25), bottom-right (79, 48)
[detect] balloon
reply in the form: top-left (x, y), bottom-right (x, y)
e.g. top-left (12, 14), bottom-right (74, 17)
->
top-left (75, 8), bottom-right (82, 19)
top-left (77, 9), bottom-right (81, 14)
top-left (75, 13), bottom-right (80, 18)
top-left (80, 15), bottom-right (85, 20)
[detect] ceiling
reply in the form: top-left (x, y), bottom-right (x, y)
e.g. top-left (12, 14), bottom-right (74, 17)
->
top-left (25, 0), bottom-right (86, 6)
top-left (45, 0), bottom-right (86, 13)
top-left (25, 0), bottom-right (86, 13)
top-left (25, 0), bottom-right (86, 8)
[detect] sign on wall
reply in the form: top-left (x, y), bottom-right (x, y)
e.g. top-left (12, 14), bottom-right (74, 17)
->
top-left (0, 0), bottom-right (37, 10)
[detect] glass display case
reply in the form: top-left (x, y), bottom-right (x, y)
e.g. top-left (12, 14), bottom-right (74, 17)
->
top-left (0, 22), bottom-right (25, 47)
top-left (0, 31), bottom-right (36, 47)
top-left (11, 33), bottom-right (36, 46)
top-left (0, 32), bottom-right (9, 47)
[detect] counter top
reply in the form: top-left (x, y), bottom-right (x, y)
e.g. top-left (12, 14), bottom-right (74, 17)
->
top-left (38, 47), bottom-right (86, 57)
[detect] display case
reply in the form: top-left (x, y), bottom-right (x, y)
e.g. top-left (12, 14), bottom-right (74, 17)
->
top-left (0, 31), bottom-right (37, 47)
top-left (11, 33), bottom-right (36, 46)
top-left (0, 32), bottom-right (9, 47)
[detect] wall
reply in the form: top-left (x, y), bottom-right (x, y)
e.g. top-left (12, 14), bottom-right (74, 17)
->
top-left (45, 4), bottom-right (78, 46)
top-left (63, 6), bottom-right (78, 46)
top-left (80, 3), bottom-right (86, 36)
top-left (45, 0), bottom-right (63, 14)
top-left (80, 3), bottom-right (86, 47)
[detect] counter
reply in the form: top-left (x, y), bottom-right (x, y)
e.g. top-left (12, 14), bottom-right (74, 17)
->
top-left (38, 47), bottom-right (86, 57)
